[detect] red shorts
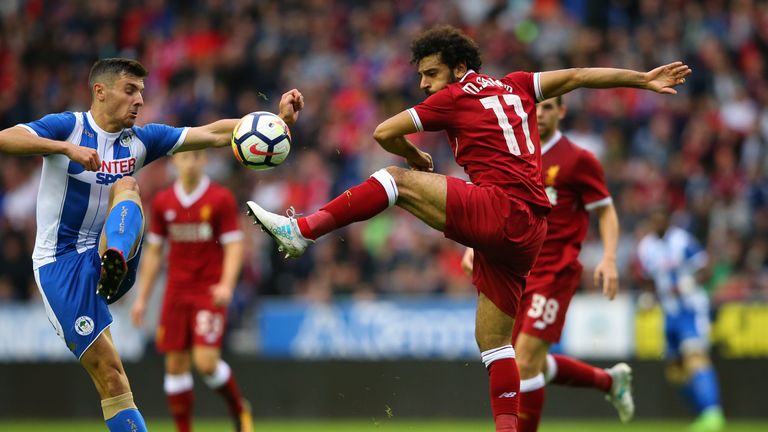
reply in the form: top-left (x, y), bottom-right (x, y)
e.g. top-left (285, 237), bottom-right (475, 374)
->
top-left (156, 292), bottom-right (228, 353)
top-left (512, 263), bottom-right (582, 344)
top-left (444, 177), bottom-right (547, 317)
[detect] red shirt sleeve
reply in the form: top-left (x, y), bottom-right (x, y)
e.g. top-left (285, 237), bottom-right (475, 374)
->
top-left (214, 189), bottom-right (242, 243)
top-left (502, 71), bottom-right (544, 102)
top-left (408, 88), bottom-right (456, 132)
top-left (573, 149), bottom-right (612, 210)
top-left (148, 193), bottom-right (168, 239)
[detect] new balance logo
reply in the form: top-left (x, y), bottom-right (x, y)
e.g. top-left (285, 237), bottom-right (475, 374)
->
top-left (498, 392), bottom-right (517, 398)
top-left (272, 225), bottom-right (292, 240)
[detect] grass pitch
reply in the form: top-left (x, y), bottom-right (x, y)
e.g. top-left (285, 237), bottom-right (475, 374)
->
top-left (2, 419), bottom-right (768, 431)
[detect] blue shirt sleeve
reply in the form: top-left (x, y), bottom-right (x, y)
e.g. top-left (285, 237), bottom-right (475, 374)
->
top-left (134, 123), bottom-right (187, 165)
top-left (683, 235), bottom-right (707, 270)
top-left (683, 236), bottom-right (703, 260)
top-left (22, 112), bottom-right (76, 140)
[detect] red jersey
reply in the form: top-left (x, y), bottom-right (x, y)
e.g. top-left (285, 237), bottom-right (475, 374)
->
top-left (148, 176), bottom-right (243, 297)
top-left (408, 70), bottom-right (551, 211)
top-left (533, 131), bottom-right (612, 274)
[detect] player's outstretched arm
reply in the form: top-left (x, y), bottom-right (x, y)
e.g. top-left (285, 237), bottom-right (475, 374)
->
top-left (0, 126), bottom-right (100, 170)
top-left (179, 119), bottom-right (241, 152)
top-left (130, 241), bottom-right (164, 327)
top-left (373, 111), bottom-right (433, 172)
top-left (176, 89), bottom-right (304, 153)
top-left (593, 203), bottom-right (620, 300)
top-left (539, 62), bottom-right (692, 100)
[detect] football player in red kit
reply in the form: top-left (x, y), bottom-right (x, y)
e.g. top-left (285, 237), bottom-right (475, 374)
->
top-left (463, 96), bottom-right (632, 431)
top-left (245, 25), bottom-right (690, 431)
top-left (131, 150), bottom-right (250, 432)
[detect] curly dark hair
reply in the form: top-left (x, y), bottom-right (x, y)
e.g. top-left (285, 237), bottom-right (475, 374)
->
top-left (410, 25), bottom-right (482, 72)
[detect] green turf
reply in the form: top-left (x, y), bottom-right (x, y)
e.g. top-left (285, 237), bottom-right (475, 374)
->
top-left (2, 419), bottom-right (767, 431)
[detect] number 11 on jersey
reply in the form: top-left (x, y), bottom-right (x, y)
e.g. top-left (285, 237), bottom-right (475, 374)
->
top-left (480, 94), bottom-right (536, 156)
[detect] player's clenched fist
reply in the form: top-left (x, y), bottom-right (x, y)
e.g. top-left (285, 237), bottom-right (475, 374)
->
top-left (407, 149), bottom-right (434, 172)
top-left (279, 88), bottom-right (304, 127)
top-left (65, 145), bottom-right (100, 171)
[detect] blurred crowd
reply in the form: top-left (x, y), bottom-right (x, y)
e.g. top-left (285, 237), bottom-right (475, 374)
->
top-left (1, 0), bottom-right (767, 309)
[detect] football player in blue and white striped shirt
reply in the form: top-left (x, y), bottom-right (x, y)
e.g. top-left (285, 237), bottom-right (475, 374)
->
top-left (0, 58), bottom-right (303, 432)
top-left (637, 206), bottom-right (725, 432)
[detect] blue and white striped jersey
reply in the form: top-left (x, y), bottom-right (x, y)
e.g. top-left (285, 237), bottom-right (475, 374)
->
top-left (637, 226), bottom-right (709, 315)
top-left (19, 111), bottom-right (188, 269)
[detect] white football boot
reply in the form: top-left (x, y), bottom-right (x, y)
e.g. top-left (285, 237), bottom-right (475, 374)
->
top-left (606, 362), bottom-right (635, 423)
top-left (246, 201), bottom-right (312, 258)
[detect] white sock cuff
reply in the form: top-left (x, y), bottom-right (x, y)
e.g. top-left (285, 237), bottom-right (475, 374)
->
top-left (520, 373), bottom-right (546, 392)
top-left (202, 360), bottom-right (231, 388)
top-left (544, 354), bottom-right (557, 383)
top-left (164, 373), bottom-right (193, 395)
top-left (370, 169), bottom-right (398, 207)
top-left (481, 345), bottom-right (515, 369)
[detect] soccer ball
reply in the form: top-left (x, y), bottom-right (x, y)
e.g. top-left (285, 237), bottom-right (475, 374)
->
top-left (231, 111), bottom-right (291, 170)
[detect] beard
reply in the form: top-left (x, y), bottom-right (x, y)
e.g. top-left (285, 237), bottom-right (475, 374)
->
top-left (423, 72), bottom-right (460, 97)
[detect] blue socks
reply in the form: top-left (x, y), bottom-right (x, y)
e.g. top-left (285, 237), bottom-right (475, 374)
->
top-left (105, 200), bottom-right (143, 258)
top-left (685, 367), bottom-right (722, 414)
top-left (105, 408), bottom-right (148, 431)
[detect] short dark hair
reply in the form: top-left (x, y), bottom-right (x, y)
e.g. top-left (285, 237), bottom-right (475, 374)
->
top-left (88, 58), bottom-right (147, 88)
top-left (410, 25), bottom-right (482, 72)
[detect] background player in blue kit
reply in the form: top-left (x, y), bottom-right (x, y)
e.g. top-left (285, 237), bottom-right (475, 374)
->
top-left (0, 58), bottom-right (303, 432)
top-left (637, 206), bottom-right (725, 432)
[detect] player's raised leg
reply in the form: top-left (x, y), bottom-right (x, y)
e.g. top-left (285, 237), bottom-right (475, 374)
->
top-left (246, 166), bottom-right (446, 257)
top-left (80, 328), bottom-right (148, 432)
top-left (476, 293), bottom-right (520, 432)
top-left (98, 177), bottom-right (145, 301)
top-left (194, 346), bottom-right (252, 432)
top-left (542, 353), bottom-right (634, 423)
top-left (164, 351), bottom-right (194, 432)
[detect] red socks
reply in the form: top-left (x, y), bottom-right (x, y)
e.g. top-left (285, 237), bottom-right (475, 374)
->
top-left (203, 361), bottom-right (245, 418)
top-left (549, 354), bottom-right (612, 393)
top-left (518, 374), bottom-right (546, 432)
top-left (215, 374), bottom-right (245, 417)
top-left (482, 346), bottom-right (520, 431)
top-left (297, 170), bottom-right (397, 240)
top-left (167, 390), bottom-right (193, 432)
top-left (165, 374), bottom-right (194, 432)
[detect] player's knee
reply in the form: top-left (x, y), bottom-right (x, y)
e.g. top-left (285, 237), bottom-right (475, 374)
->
top-left (384, 166), bottom-right (406, 185)
top-left (664, 363), bottom-right (687, 385)
top-left (474, 331), bottom-right (511, 353)
top-left (193, 357), bottom-right (218, 376)
top-left (110, 177), bottom-right (140, 202)
top-left (682, 351), bottom-right (711, 372)
top-left (88, 361), bottom-right (129, 397)
top-left (165, 354), bottom-right (191, 375)
top-left (516, 353), bottom-right (543, 379)
top-left (113, 176), bottom-right (139, 193)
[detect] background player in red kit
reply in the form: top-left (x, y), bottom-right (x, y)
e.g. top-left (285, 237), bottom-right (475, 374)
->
top-left (462, 96), bottom-right (631, 431)
top-left (245, 25), bottom-right (690, 431)
top-left (130, 150), bottom-right (249, 432)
